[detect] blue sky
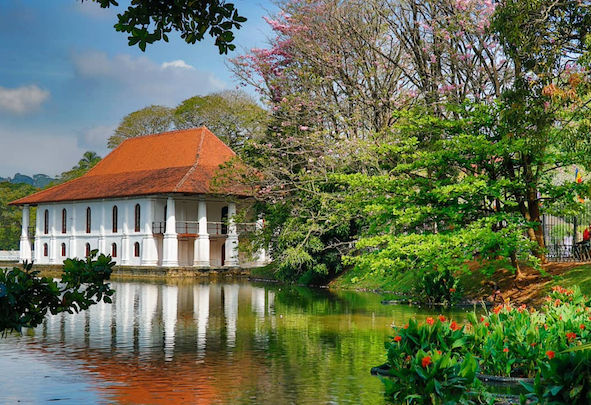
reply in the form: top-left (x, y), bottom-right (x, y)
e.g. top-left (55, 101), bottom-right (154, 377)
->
top-left (0, 0), bottom-right (274, 178)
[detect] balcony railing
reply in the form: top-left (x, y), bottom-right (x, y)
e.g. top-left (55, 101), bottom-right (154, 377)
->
top-left (152, 221), bottom-right (258, 236)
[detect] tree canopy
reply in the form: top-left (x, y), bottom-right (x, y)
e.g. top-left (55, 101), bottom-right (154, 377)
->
top-left (85, 0), bottom-right (247, 54)
top-left (228, 0), bottom-right (591, 286)
top-left (108, 91), bottom-right (266, 151)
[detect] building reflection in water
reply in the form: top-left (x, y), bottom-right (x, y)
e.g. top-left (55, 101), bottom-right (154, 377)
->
top-left (10, 279), bottom-right (400, 405)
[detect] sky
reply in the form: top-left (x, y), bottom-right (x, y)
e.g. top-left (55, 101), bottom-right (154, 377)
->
top-left (0, 0), bottom-right (274, 178)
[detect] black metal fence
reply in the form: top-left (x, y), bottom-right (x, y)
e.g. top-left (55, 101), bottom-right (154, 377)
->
top-left (543, 208), bottom-right (591, 262)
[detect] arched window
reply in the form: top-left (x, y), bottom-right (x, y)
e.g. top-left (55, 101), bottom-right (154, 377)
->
top-left (86, 207), bottom-right (91, 233)
top-left (85, 243), bottom-right (91, 257)
top-left (61, 209), bottom-right (67, 234)
top-left (134, 242), bottom-right (140, 257)
top-left (134, 204), bottom-right (141, 232)
top-left (221, 206), bottom-right (228, 234)
top-left (112, 206), bottom-right (118, 233)
top-left (61, 243), bottom-right (66, 257)
top-left (111, 243), bottom-right (117, 258)
top-left (43, 243), bottom-right (48, 257)
top-left (44, 209), bottom-right (49, 234)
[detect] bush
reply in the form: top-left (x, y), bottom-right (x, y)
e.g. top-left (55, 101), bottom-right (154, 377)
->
top-left (416, 269), bottom-right (462, 305)
top-left (0, 251), bottom-right (114, 335)
top-left (382, 286), bottom-right (591, 402)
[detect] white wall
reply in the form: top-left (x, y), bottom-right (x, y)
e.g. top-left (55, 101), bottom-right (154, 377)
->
top-left (30, 196), bottom-right (265, 268)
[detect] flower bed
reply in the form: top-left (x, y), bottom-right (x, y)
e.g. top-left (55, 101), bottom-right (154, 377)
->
top-left (380, 286), bottom-right (591, 404)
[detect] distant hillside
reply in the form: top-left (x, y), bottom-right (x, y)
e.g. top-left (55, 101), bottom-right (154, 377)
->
top-left (1, 173), bottom-right (55, 188)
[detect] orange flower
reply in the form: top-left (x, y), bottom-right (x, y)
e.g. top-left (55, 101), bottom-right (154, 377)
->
top-left (394, 336), bottom-right (402, 342)
top-left (438, 315), bottom-right (446, 322)
top-left (581, 324), bottom-right (586, 330)
top-left (450, 321), bottom-right (459, 331)
top-left (493, 305), bottom-right (502, 315)
top-left (484, 322), bottom-right (490, 327)
top-left (503, 347), bottom-right (509, 353)
top-left (566, 332), bottom-right (577, 340)
top-left (449, 288), bottom-right (456, 293)
top-left (546, 350), bottom-right (555, 360)
top-left (403, 324), bottom-right (409, 329)
top-left (426, 317), bottom-right (435, 326)
top-left (422, 356), bottom-right (432, 368)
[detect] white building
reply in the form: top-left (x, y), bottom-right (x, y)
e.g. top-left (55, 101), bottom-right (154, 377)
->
top-left (11, 127), bottom-right (268, 268)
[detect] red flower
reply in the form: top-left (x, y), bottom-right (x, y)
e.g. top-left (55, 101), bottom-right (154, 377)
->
top-left (450, 321), bottom-right (459, 331)
top-left (493, 305), bottom-right (502, 315)
top-left (503, 347), bottom-right (509, 353)
top-left (394, 336), bottom-right (402, 342)
top-left (581, 324), bottom-right (586, 330)
top-left (422, 356), bottom-right (432, 368)
top-left (480, 316), bottom-right (486, 323)
top-left (438, 315), bottom-right (446, 322)
top-left (546, 350), bottom-right (555, 359)
top-left (426, 317), bottom-right (435, 326)
top-left (566, 332), bottom-right (577, 340)
top-left (403, 324), bottom-right (409, 329)
top-left (484, 322), bottom-right (490, 327)
top-left (449, 288), bottom-right (456, 293)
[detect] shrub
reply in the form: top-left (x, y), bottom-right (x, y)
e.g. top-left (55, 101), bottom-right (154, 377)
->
top-left (0, 251), bottom-right (114, 335)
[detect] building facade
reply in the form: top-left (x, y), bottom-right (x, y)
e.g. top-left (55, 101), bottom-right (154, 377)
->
top-left (12, 128), bottom-right (268, 268)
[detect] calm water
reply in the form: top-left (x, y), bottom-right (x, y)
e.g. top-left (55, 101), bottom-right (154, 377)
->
top-left (0, 278), bottom-right (471, 405)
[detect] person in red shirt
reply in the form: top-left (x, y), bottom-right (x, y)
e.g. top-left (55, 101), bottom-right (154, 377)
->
top-left (584, 225), bottom-right (591, 242)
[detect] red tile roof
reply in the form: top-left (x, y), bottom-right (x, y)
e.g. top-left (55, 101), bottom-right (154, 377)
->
top-left (11, 127), bottom-right (253, 205)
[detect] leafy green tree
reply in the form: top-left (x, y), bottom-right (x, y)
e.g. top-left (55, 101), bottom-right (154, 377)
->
top-left (108, 105), bottom-right (174, 148)
top-left (83, 0), bottom-right (247, 54)
top-left (57, 151), bottom-right (102, 183)
top-left (173, 90), bottom-right (266, 151)
top-left (0, 252), bottom-right (114, 335)
top-left (0, 182), bottom-right (37, 250)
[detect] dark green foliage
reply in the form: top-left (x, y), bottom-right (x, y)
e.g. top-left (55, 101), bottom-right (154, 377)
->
top-left (384, 317), bottom-right (482, 404)
top-left (0, 252), bottom-right (114, 335)
top-left (523, 351), bottom-right (591, 404)
top-left (0, 182), bottom-right (37, 250)
top-left (88, 0), bottom-right (246, 54)
top-left (417, 269), bottom-right (462, 306)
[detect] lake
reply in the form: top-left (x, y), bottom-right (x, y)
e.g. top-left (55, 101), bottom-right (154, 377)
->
top-left (0, 278), bottom-right (472, 404)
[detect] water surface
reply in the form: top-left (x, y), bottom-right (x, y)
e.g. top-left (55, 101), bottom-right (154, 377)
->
top-left (0, 278), bottom-right (471, 404)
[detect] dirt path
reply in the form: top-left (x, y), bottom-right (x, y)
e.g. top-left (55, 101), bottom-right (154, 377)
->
top-left (463, 261), bottom-right (591, 305)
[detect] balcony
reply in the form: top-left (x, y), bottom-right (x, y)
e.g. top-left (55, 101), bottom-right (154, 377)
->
top-left (152, 221), bottom-right (258, 236)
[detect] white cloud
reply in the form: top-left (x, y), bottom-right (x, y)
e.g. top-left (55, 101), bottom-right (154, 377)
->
top-left (71, 51), bottom-right (226, 104)
top-left (0, 85), bottom-right (50, 115)
top-left (162, 60), bottom-right (196, 70)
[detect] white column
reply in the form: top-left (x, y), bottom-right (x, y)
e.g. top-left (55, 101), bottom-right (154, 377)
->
top-left (141, 199), bottom-right (158, 266)
top-left (194, 198), bottom-right (210, 267)
top-left (49, 207), bottom-right (58, 264)
top-left (99, 204), bottom-right (106, 255)
top-left (121, 204), bottom-right (130, 265)
top-left (162, 197), bottom-right (178, 267)
top-left (69, 205), bottom-right (77, 259)
top-left (224, 202), bottom-right (239, 267)
top-left (19, 205), bottom-right (32, 263)
top-left (34, 208), bottom-right (42, 262)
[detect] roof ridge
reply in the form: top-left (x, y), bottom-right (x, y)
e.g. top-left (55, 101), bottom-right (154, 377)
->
top-left (123, 126), bottom-right (208, 142)
top-left (173, 128), bottom-right (206, 192)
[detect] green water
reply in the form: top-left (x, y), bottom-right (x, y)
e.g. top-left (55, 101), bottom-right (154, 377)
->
top-left (0, 278), bottom-right (474, 404)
